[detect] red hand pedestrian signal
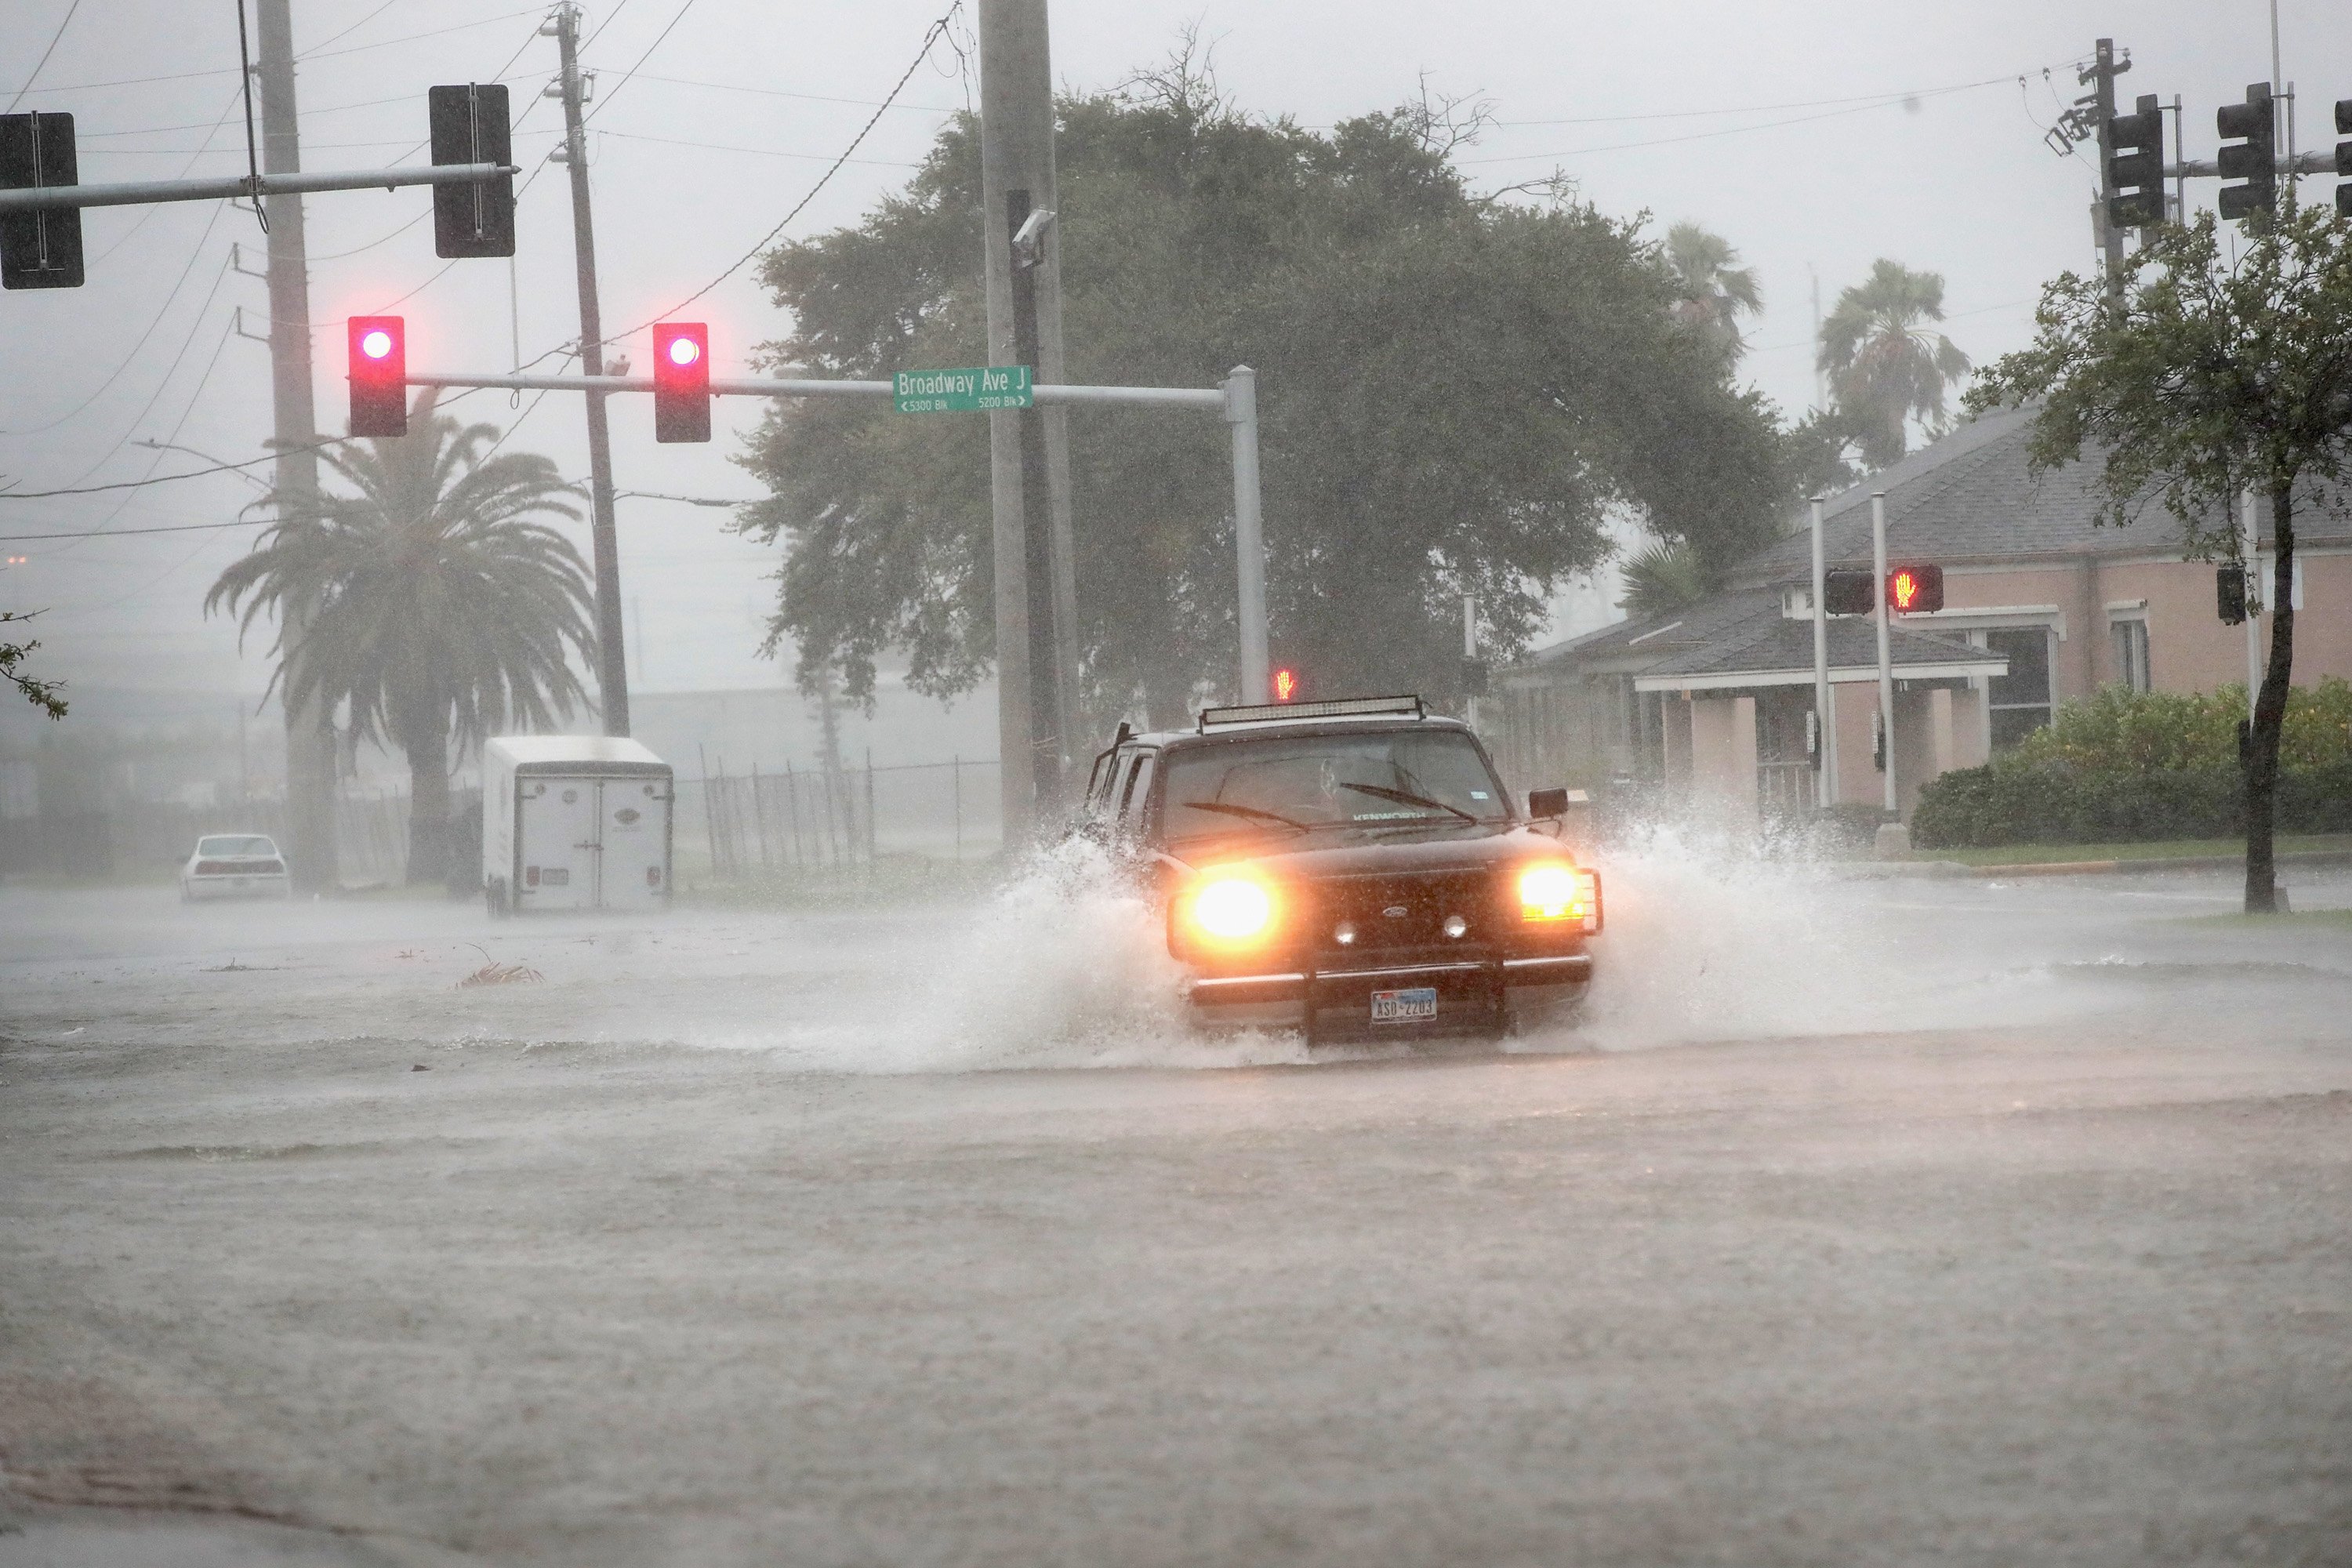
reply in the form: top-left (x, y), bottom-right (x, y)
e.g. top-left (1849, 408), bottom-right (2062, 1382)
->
top-left (1271, 667), bottom-right (1300, 702)
top-left (652, 322), bottom-right (710, 443)
top-left (347, 316), bottom-right (407, 437)
top-left (1886, 564), bottom-right (1944, 613)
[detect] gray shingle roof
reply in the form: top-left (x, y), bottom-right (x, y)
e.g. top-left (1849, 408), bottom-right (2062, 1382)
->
top-left (1633, 604), bottom-right (1998, 680)
top-left (1733, 404), bottom-right (2352, 586)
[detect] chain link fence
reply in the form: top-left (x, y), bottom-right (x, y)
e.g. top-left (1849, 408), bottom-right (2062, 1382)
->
top-left (681, 757), bottom-right (1002, 878)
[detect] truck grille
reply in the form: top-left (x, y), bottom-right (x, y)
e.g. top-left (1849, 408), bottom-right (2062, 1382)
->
top-left (1307, 870), bottom-right (1497, 954)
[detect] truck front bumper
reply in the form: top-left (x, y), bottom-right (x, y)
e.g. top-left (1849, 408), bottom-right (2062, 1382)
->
top-left (1187, 953), bottom-right (1592, 1035)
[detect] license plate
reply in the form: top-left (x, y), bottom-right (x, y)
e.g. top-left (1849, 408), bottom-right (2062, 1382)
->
top-left (1370, 986), bottom-right (1438, 1023)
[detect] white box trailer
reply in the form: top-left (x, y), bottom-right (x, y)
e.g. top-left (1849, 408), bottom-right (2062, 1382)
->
top-left (483, 736), bottom-right (673, 915)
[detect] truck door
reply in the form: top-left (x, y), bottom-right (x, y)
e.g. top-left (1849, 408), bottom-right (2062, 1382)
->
top-left (598, 777), bottom-right (670, 909)
top-left (517, 776), bottom-right (598, 909)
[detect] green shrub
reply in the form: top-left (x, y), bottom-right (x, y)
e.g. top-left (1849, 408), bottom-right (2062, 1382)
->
top-left (1911, 681), bottom-right (2352, 848)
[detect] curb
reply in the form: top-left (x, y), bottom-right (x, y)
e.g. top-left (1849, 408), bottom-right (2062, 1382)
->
top-left (1879, 849), bottom-right (2352, 880)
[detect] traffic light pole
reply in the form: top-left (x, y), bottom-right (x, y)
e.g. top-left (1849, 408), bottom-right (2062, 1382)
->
top-left (1871, 491), bottom-right (1896, 815)
top-left (396, 364), bottom-right (1269, 749)
top-left (550, 2), bottom-right (630, 739)
top-left (0, 162), bottom-right (513, 213)
top-left (2088, 38), bottom-right (2129, 303)
top-left (1809, 495), bottom-right (1837, 809)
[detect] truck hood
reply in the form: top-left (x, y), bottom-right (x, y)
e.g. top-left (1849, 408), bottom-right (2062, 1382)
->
top-left (1163, 822), bottom-right (1570, 880)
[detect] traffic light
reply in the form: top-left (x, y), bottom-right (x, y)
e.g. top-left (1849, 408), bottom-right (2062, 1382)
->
top-left (2106, 93), bottom-right (2165, 230)
top-left (347, 316), bottom-right (408, 437)
top-left (2336, 99), bottom-right (2352, 219)
top-left (2216, 83), bottom-right (2277, 223)
top-left (1271, 667), bottom-right (1301, 703)
top-left (427, 84), bottom-right (514, 259)
top-left (652, 322), bottom-right (710, 442)
top-left (2217, 562), bottom-right (2248, 625)
top-left (1822, 568), bottom-right (1875, 616)
top-left (0, 111), bottom-right (84, 290)
top-left (1887, 563), bottom-right (1944, 614)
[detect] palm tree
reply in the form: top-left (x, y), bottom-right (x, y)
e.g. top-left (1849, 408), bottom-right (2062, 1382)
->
top-left (1817, 259), bottom-right (1971, 469)
top-left (1615, 538), bottom-right (1716, 620)
top-left (209, 392), bottom-right (596, 884)
top-left (1664, 221), bottom-right (1763, 361)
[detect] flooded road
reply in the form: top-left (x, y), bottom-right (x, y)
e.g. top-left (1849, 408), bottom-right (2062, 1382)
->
top-left (3, 859), bottom-right (2349, 1565)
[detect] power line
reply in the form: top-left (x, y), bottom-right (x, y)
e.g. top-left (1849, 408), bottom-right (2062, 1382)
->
top-left (0, 439), bottom-right (343, 500)
top-left (15, 6), bottom-right (546, 95)
top-left (627, 71), bottom-right (959, 116)
top-left (596, 129), bottom-right (920, 169)
top-left (1461, 78), bottom-right (2019, 164)
top-left (583, 0), bottom-right (704, 123)
top-left (5, 223), bottom-right (231, 436)
top-left (294, 0), bottom-right (401, 60)
top-left (602, 3), bottom-right (962, 347)
top-left (1492, 74), bottom-right (2024, 127)
top-left (2, 0), bottom-right (85, 113)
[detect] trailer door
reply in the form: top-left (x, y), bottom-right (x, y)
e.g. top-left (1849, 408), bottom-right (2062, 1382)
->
top-left (598, 776), bottom-right (670, 909)
top-left (517, 776), bottom-right (599, 910)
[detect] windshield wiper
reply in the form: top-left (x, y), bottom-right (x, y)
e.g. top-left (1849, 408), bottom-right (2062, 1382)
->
top-left (1340, 781), bottom-right (1476, 823)
top-left (1178, 800), bottom-right (1309, 833)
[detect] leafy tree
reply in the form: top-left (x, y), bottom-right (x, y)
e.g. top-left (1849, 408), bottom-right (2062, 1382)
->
top-left (1966, 206), bottom-right (2352, 913)
top-left (737, 68), bottom-right (1791, 730)
top-left (209, 393), bottom-right (595, 884)
top-left (2, 610), bottom-right (66, 718)
top-left (1820, 258), bottom-right (1971, 469)
top-left (1663, 221), bottom-right (1762, 361)
top-left (1614, 539), bottom-right (1715, 620)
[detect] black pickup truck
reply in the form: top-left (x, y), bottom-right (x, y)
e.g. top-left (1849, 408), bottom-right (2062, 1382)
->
top-left (1083, 695), bottom-right (1602, 1040)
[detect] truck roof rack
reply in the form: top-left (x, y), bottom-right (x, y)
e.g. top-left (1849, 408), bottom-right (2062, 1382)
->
top-left (1196, 694), bottom-right (1426, 733)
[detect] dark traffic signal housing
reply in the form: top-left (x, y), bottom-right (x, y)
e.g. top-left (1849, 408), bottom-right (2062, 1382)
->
top-left (2216, 83), bottom-right (2277, 223)
top-left (652, 322), bottom-right (711, 442)
top-left (428, 84), bottom-right (515, 259)
top-left (2217, 562), bottom-right (2249, 625)
top-left (2336, 98), bottom-right (2352, 218)
top-left (347, 316), bottom-right (408, 437)
top-left (1822, 569), bottom-right (1875, 616)
top-left (2106, 93), bottom-right (2165, 229)
top-left (1887, 563), bottom-right (1944, 613)
top-left (0, 112), bottom-right (83, 289)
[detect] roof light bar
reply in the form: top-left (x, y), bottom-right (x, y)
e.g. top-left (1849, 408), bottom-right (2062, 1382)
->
top-left (1196, 694), bottom-right (1426, 732)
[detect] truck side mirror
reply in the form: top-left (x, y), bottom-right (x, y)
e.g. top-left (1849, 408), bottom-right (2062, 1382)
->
top-left (1528, 787), bottom-right (1569, 818)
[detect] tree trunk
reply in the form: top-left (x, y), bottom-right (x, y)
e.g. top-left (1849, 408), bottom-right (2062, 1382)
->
top-left (403, 710), bottom-right (452, 887)
top-left (2243, 484), bottom-right (2296, 914)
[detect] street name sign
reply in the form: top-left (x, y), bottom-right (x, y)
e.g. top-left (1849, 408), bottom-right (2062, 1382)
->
top-left (893, 365), bottom-right (1032, 412)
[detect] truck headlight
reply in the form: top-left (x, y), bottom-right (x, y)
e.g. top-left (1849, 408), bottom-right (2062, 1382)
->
top-left (1189, 876), bottom-right (1275, 942)
top-left (1518, 862), bottom-right (1582, 923)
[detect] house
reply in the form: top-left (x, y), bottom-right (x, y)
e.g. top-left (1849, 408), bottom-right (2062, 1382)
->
top-left (1490, 404), bottom-right (2352, 824)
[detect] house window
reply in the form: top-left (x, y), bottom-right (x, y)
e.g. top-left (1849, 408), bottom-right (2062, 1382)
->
top-left (1982, 626), bottom-right (2054, 749)
top-left (2110, 617), bottom-right (2151, 692)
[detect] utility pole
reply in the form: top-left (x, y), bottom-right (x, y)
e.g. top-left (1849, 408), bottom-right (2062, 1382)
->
top-left (253, 0), bottom-right (339, 893)
top-left (978, 0), bottom-right (1079, 851)
top-left (550, 2), bottom-right (630, 736)
top-left (2086, 38), bottom-right (2130, 303)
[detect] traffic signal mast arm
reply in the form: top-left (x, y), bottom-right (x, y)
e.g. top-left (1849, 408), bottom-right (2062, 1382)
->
top-left (401, 368), bottom-right (1229, 409)
top-left (0, 161), bottom-right (516, 214)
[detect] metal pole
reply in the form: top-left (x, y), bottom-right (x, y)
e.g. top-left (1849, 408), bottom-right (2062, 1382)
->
top-left (254, 0), bottom-right (338, 895)
top-left (0, 162), bottom-right (514, 213)
top-left (952, 753), bottom-right (963, 861)
top-left (552, 2), bottom-right (629, 737)
top-left (1809, 495), bottom-right (1836, 808)
top-left (1225, 365), bottom-right (1268, 700)
top-left (1871, 490), bottom-right (1896, 813)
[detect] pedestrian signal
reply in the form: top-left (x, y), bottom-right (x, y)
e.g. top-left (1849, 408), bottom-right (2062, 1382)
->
top-left (347, 316), bottom-right (407, 437)
top-left (652, 322), bottom-right (710, 442)
top-left (1887, 563), bottom-right (1944, 613)
top-left (1822, 568), bottom-right (1875, 616)
top-left (1271, 667), bottom-right (1301, 702)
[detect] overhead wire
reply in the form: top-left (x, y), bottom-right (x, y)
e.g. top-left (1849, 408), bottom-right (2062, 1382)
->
top-left (16, 5), bottom-right (548, 95)
top-left (8, 213), bottom-right (232, 435)
top-left (3, 0), bottom-right (85, 112)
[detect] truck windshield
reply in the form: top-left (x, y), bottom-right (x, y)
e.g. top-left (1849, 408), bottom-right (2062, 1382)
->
top-left (1160, 728), bottom-right (1509, 843)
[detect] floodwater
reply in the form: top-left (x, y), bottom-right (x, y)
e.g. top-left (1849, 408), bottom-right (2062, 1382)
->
top-left (2, 850), bottom-right (2349, 1565)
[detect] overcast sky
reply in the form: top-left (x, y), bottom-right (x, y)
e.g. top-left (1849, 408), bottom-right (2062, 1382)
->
top-left (3, 0), bottom-right (2347, 701)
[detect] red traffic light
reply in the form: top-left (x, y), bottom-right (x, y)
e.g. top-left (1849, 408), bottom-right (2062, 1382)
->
top-left (1271, 667), bottom-right (1301, 702)
top-left (347, 315), bottom-right (407, 437)
top-left (652, 321), bottom-right (710, 443)
top-left (1887, 563), bottom-right (1944, 613)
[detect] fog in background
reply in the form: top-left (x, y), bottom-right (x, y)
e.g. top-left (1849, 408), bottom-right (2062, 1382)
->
top-left (5, 0), bottom-right (2347, 713)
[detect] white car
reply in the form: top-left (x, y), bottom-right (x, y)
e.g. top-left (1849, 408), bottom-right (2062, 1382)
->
top-left (180, 834), bottom-right (292, 901)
